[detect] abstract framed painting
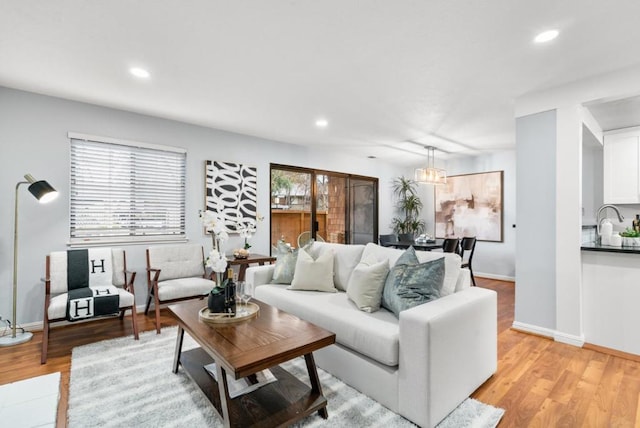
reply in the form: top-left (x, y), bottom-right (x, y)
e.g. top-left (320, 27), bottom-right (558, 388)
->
top-left (205, 160), bottom-right (257, 232)
top-left (434, 171), bottom-right (503, 242)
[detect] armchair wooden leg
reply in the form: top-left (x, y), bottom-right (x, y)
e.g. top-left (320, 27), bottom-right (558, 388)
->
top-left (41, 316), bottom-right (49, 365)
top-left (130, 307), bottom-right (139, 340)
top-left (144, 294), bottom-right (152, 315)
top-left (153, 292), bottom-right (161, 334)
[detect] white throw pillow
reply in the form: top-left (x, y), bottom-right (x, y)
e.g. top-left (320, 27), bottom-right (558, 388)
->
top-left (289, 248), bottom-right (337, 292)
top-left (346, 257), bottom-right (389, 312)
top-left (309, 242), bottom-right (365, 291)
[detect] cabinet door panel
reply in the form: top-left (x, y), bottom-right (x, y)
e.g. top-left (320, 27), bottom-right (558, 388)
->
top-left (604, 135), bottom-right (639, 204)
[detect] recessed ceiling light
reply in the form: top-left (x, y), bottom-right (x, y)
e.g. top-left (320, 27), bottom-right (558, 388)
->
top-left (534, 30), bottom-right (559, 44)
top-left (367, 155), bottom-right (376, 159)
top-left (315, 118), bottom-right (328, 128)
top-left (129, 67), bottom-right (150, 79)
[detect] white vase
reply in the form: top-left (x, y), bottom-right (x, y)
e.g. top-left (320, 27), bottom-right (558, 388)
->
top-left (610, 234), bottom-right (622, 247)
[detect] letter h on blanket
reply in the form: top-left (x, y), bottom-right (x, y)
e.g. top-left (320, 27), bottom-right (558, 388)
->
top-left (41, 248), bottom-right (139, 364)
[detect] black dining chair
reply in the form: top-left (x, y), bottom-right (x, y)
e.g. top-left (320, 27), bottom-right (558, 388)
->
top-left (379, 234), bottom-right (398, 247)
top-left (397, 233), bottom-right (414, 242)
top-left (442, 238), bottom-right (460, 254)
top-left (459, 237), bottom-right (477, 286)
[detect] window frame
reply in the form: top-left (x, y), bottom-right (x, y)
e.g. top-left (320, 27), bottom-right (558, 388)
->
top-left (68, 132), bottom-right (187, 247)
top-left (269, 163), bottom-right (379, 250)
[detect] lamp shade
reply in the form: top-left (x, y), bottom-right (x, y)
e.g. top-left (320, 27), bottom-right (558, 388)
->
top-left (28, 180), bottom-right (58, 203)
top-left (414, 167), bottom-right (447, 185)
top-left (415, 146), bottom-right (447, 185)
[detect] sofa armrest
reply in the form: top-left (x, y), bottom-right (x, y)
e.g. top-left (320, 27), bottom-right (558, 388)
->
top-left (398, 287), bottom-right (497, 427)
top-left (245, 265), bottom-right (275, 287)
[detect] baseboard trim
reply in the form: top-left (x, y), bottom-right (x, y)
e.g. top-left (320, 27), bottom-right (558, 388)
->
top-left (475, 272), bottom-right (515, 282)
top-left (511, 321), bottom-right (555, 339)
top-left (16, 304), bottom-right (147, 333)
top-left (553, 331), bottom-right (585, 347)
top-left (583, 342), bottom-right (640, 362)
top-left (511, 321), bottom-right (584, 347)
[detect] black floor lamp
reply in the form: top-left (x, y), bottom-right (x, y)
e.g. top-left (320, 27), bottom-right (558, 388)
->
top-left (0, 174), bottom-right (58, 347)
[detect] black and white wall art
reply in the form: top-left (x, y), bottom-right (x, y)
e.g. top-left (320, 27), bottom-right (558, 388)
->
top-left (205, 161), bottom-right (258, 232)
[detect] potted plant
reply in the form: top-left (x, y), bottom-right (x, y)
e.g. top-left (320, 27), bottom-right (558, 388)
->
top-left (390, 176), bottom-right (425, 240)
top-left (620, 227), bottom-right (640, 246)
top-left (199, 210), bottom-right (233, 312)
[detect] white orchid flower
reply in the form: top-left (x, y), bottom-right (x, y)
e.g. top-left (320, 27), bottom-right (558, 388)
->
top-left (210, 257), bottom-right (228, 273)
top-left (200, 210), bottom-right (222, 232)
top-left (208, 249), bottom-right (221, 260)
top-left (217, 230), bottom-right (229, 243)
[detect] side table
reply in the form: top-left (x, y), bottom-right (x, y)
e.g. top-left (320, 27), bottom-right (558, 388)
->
top-left (227, 253), bottom-right (276, 281)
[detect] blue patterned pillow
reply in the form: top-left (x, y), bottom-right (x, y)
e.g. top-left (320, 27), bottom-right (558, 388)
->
top-left (271, 240), bottom-right (313, 284)
top-left (271, 242), bottom-right (297, 284)
top-left (381, 246), bottom-right (445, 317)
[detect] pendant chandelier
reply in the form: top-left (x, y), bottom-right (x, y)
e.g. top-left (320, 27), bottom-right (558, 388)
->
top-left (414, 146), bottom-right (447, 185)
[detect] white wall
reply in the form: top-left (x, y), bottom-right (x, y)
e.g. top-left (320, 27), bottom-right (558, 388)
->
top-left (445, 152), bottom-right (516, 280)
top-left (581, 126), bottom-right (603, 226)
top-left (515, 63), bottom-right (640, 346)
top-left (515, 110), bottom-right (557, 332)
top-left (411, 151), bottom-right (516, 280)
top-left (0, 86), bottom-right (405, 326)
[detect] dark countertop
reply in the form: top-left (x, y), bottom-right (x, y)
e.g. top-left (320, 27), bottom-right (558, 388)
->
top-left (581, 241), bottom-right (640, 254)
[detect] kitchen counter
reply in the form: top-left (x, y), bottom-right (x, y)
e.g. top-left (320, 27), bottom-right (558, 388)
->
top-left (581, 241), bottom-right (640, 254)
top-left (582, 249), bottom-right (640, 356)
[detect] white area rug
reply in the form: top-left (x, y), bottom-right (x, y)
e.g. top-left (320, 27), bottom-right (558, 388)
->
top-left (0, 372), bottom-right (60, 428)
top-left (68, 327), bottom-right (504, 428)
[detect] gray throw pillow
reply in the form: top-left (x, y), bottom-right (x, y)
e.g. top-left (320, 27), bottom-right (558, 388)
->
top-left (381, 246), bottom-right (445, 318)
top-left (346, 256), bottom-right (389, 312)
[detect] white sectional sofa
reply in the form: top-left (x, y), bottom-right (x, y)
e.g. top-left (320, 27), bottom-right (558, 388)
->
top-left (246, 242), bottom-right (497, 428)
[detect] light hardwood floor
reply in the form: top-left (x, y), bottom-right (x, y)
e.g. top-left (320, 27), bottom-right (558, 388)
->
top-left (1, 278), bottom-right (639, 427)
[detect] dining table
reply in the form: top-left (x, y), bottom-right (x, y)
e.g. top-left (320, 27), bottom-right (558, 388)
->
top-left (382, 239), bottom-right (444, 251)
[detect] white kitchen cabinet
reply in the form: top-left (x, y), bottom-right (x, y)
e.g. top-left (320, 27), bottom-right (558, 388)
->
top-left (603, 129), bottom-right (640, 204)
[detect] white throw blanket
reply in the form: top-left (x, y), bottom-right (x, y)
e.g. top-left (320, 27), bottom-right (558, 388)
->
top-left (65, 248), bottom-right (119, 321)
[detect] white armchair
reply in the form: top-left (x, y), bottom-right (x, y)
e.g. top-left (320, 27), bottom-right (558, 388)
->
top-left (42, 248), bottom-right (138, 364)
top-left (145, 244), bottom-right (214, 333)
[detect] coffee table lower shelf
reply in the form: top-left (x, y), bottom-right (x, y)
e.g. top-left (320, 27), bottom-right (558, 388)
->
top-left (180, 347), bottom-right (328, 428)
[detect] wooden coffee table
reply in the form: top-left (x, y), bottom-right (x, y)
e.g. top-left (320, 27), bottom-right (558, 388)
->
top-left (168, 299), bottom-right (336, 428)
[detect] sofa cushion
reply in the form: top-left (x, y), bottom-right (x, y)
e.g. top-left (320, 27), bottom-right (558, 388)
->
top-left (147, 244), bottom-right (205, 282)
top-left (309, 242), bottom-right (365, 291)
top-left (48, 248), bottom-right (127, 294)
top-left (346, 257), bottom-right (389, 312)
top-left (381, 248), bottom-right (445, 317)
top-left (48, 287), bottom-right (135, 320)
top-left (157, 277), bottom-right (212, 301)
top-left (256, 284), bottom-right (400, 366)
top-left (361, 243), bottom-right (460, 296)
top-left (289, 248), bottom-right (337, 292)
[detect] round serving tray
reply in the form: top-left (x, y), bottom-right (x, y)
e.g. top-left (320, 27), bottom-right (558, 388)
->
top-left (199, 302), bottom-right (260, 324)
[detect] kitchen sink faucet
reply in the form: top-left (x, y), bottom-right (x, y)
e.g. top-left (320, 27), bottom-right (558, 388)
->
top-left (596, 204), bottom-right (625, 237)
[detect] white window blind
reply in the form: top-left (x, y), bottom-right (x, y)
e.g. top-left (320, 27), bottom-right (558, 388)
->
top-left (69, 134), bottom-right (186, 244)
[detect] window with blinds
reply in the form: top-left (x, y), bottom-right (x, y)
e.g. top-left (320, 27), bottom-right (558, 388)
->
top-left (69, 133), bottom-right (186, 244)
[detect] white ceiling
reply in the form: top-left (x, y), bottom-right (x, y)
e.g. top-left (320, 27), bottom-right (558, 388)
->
top-left (2, 1), bottom-right (640, 165)
top-left (587, 95), bottom-right (640, 132)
